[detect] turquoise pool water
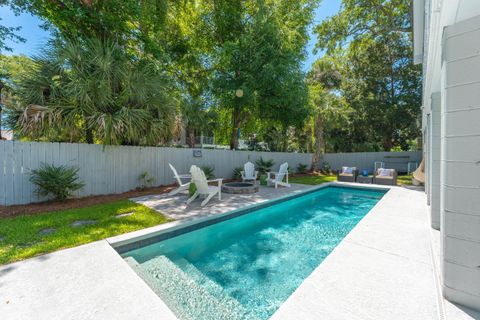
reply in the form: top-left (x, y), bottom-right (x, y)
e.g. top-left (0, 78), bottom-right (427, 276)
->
top-left (122, 186), bottom-right (385, 320)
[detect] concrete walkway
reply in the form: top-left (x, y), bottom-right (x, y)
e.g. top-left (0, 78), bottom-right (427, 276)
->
top-left (271, 185), bottom-right (479, 320)
top-left (0, 241), bottom-right (176, 320)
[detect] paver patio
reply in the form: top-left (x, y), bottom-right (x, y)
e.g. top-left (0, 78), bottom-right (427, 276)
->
top-left (131, 183), bottom-right (310, 221)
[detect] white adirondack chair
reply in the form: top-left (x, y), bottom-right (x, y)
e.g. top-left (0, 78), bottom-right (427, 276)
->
top-left (187, 165), bottom-right (223, 207)
top-left (267, 162), bottom-right (290, 189)
top-left (168, 163), bottom-right (191, 196)
top-left (241, 161), bottom-right (258, 182)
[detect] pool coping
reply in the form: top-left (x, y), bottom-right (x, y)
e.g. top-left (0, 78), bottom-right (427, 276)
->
top-left (107, 182), bottom-right (390, 254)
top-left (0, 182), bottom-right (464, 320)
top-left (271, 183), bottom-right (440, 319)
top-left (107, 182), bottom-right (394, 319)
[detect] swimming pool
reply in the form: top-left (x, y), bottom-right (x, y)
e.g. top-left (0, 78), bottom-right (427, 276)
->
top-left (121, 186), bottom-right (386, 319)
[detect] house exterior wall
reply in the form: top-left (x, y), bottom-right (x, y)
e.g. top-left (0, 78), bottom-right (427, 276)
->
top-left (425, 113), bottom-right (430, 204)
top-left (441, 16), bottom-right (480, 310)
top-left (430, 92), bottom-right (441, 230)
top-left (415, 0), bottom-right (480, 311)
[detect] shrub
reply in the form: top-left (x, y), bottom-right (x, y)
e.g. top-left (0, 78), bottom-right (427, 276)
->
top-left (30, 163), bottom-right (85, 201)
top-left (259, 174), bottom-right (268, 186)
top-left (138, 171), bottom-right (155, 190)
top-left (200, 165), bottom-right (215, 179)
top-left (189, 183), bottom-right (197, 197)
top-left (320, 161), bottom-right (332, 175)
top-left (297, 163), bottom-right (308, 174)
top-left (233, 167), bottom-right (243, 180)
top-left (255, 157), bottom-right (274, 175)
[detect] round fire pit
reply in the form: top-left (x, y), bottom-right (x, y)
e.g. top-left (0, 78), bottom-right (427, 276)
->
top-left (222, 182), bottom-right (259, 194)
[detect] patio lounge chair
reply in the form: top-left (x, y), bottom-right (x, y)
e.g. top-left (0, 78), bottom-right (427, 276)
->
top-left (267, 162), bottom-right (290, 189)
top-left (241, 161), bottom-right (258, 182)
top-left (168, 163), bottom-right (191, 196)
top-left (373, 168), bottom-right (397, 186)
top-left (337, 167), bottom-right (358, 182)
top-left (187, 165), bottom-right (223, 207)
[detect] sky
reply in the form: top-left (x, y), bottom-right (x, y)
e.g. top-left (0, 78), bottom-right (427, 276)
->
top-left (0, 0), bottom-right (342, 71)
top-left (304, 0), bottom-right (342, 70)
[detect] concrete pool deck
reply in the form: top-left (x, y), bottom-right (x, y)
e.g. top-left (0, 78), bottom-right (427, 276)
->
top-left (130, 183), bottom-right (311, 221)
top-left (0, 182), bottom-right (479, 319)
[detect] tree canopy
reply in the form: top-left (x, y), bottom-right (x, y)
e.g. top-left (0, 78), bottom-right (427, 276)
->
top-left (311, 0), bottom-right (421, 152)
top-left (0, 0), bottom-right (421, 155)
top-left (7, 38), bottom-right (176, 144)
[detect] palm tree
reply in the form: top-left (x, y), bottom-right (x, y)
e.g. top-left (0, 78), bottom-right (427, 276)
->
top-left (10, 37), bottom-right (176, 145)
top-left (308, 56), bottom-right (343, 170)
top-left (181, 96), bottom-right (217, 148)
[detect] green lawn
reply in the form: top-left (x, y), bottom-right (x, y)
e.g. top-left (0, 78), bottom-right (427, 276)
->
top-left (289, 174), bottom-right (337, 185)
top-left (0, 200), bottom-right (171, 265)
top-left (291, 173), bottom-right (413, 186)
top-left (397, 173), bottom-right (413, 185)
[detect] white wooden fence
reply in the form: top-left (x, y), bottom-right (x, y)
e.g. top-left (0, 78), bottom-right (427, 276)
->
top-left (0, 141), bottom-right (313, 206)
top-left (0, 141), bottom-right (421, 206)
top-left (323, 151), bottom-right (422, 174)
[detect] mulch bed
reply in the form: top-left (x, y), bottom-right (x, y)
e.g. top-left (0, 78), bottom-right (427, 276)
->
top-left (0, 185), bottom-right (176, 219)
top-left (0, 174), bottom-right (318, 219)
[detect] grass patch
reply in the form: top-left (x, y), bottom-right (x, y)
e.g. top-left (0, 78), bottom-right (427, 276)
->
top-left (291, 172), bottom-right (414, 186)
top-left (289, 173), bottom-right (337, 185)
top-left (0, 200), bottom-right (171, 265)
top-left (397, 173), bottom-right (413, 185)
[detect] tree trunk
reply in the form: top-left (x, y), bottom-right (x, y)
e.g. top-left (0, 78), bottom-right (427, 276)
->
top-left (382, 136), bottom-right (393, 151)
top-left (312, 113), bottom-right (325, 171)
top-left (306, 124), bottom-right (313, 153)
top-left (230, 127), bottom-right (239, 150)
top-left (282, 127), bottom-right (288, 152)
top-left (85, 127), bottom-right (94, 144)
top-left (230, 110), bottom-right (241, 150)
top-left (187, 127), bottom-right (195, 148)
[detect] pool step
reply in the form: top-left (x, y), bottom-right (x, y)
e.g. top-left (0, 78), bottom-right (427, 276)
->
top-left (168, 254), bottom-right (239, 303)
top-left (125, 256), bottom-right (250, 320)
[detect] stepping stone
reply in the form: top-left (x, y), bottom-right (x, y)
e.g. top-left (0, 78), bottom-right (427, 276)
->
top-left (71, 220), bottom-right (97, 227)
top-left (115, 211), bottom-right (135, 218)
top-left (39, 228), bottom-right (56, 235)
top-left (18, 242), bottom-right (32, 248)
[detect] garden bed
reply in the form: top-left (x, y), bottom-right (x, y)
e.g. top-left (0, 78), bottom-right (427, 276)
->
top-left (0, 185), bottom-right (176, 218)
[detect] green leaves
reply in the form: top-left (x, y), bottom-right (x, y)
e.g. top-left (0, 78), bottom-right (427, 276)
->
top-left (311, 0), bottom-right (421, 152)
top-left (10, 37), bottom-right (176, 145)
top-left (30, 163), bottom-right (85, 201)
top-left (209, 0), bottom-right (315, 149)
top-left (255, 157), bottom-right (275, 175)
top-left (3, 0), bottom-right (317, 152)
top-left (200, 165), bottom-right (215, 180)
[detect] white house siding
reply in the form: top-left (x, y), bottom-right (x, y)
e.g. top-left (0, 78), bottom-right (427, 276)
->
top-left (441, 15), bottom-right (480, 310)
top-left (430, 92), bottom-right (441, 230)
top-left (425, 111), bottom-right (430, 205)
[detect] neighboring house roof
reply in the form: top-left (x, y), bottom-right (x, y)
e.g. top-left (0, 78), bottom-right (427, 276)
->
top-left (1, 130), bottom-right (13, 140)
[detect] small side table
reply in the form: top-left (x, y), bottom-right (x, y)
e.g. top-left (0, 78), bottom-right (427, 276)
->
top-left (357, 175), bottom-right (373, 184)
